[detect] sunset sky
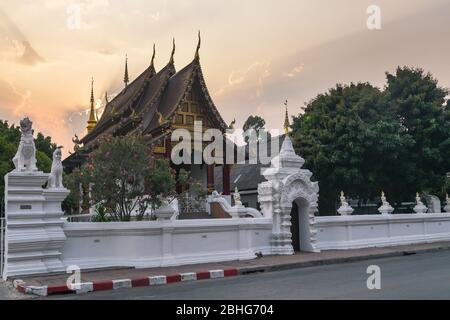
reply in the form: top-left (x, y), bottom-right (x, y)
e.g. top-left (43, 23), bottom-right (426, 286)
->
top-left (1, 0), bottom-right (450, 156)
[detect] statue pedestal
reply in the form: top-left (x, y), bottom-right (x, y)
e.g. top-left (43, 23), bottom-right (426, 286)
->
top-left (154, 206), bottom-right (176, 221)
top-left (2, 171), bottom-right (69, 279)
top-left (337, 205), bottom-right (354, 216)
top-left (413, 203), bottom-right (428, 214)
top-left (378, 204), bottom-right (394, 215)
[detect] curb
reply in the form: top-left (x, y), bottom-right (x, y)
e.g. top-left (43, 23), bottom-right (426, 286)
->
top-left (238, 244), bottom-right (450, 275)
top-left (13, 244), bottom-right (450, 297)
top-left (13, 268), bottom-right (239, 297)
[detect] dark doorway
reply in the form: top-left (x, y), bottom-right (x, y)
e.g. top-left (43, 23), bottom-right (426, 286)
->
top-left (290, 201), bottom-right (300, 252)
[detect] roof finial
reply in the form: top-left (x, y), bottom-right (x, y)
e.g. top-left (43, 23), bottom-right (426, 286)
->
top-left (124, 54), bottom-right (129, 87)
top-left (151, 43), bottom-right (156, 67)
top-left (284, 100), bottom-right (290, 135)
top-left (90, 77), bottom-right (95, 106)
top-left (195, 30), bottom-right (201, 60)
top-left (86, 77), bottom-right (98, 133)
top-left (170, 38), bottom-right (175, 64)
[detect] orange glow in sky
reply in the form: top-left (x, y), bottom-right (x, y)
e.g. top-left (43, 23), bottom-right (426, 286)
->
top-left (1, 0), bottom-right (450, 156)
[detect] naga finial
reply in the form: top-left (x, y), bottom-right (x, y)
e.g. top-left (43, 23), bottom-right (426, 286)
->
top-left (169, 38), bottom-right (176, 64)
top-left (195, 30), bottom-right (201, 60)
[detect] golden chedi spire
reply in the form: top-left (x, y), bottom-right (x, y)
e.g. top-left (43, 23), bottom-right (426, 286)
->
top-left (86, 77), bottom-right (97, 133)
top-left (284, 99), bottom-right (290, 135)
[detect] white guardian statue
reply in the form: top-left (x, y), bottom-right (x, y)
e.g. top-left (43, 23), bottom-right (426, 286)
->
top-left (378, 191), bottom-right (394, 215)
top-left (413, 192), bottom-right (428, 214)
top-left (13, 117), bottom-right (38, 172)
top-left (47, 147), bottom-right (64, 189)
top-left (337, 191), bottom-right (354, 216)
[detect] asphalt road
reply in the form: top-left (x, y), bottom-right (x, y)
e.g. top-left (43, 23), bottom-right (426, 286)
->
top-left (44, 250), bottom-right (450, 300)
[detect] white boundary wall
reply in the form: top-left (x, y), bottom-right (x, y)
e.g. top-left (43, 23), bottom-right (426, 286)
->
top-left (62, 218), bottom-right (272, 270)
top-left (315, 213), bottom-right (450, 250)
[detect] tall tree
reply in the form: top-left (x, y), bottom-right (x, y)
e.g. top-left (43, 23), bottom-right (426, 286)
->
top-left (243, 115), bottom-right (266, 132)
top-left (35, 132), bottom-right (57, 159)
top-left (242, 115), bottom-right (267, 144)
top-left (385, 66), bottom-right (450, 198)
top-left (292, 68), bottom-right (450, 215)
top-left (70, 135), bottom-right (176, 221)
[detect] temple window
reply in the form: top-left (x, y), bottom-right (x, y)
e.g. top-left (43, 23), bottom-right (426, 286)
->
top-left (172, 89), bottom-right (211, 128)
top-left (174, 114), bottom-right (184, 124)
top-left (186, 115), bottom-right (195, 125)
top-left (190, 103), bottom-right (199, 113)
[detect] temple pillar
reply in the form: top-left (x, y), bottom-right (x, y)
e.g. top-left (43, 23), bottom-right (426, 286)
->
top-left (223, 164), bottom-right (231, 195)
top-left (207, 164), bottom-right (215, 194)
top-left (165, 135), bottom-right (172, 159)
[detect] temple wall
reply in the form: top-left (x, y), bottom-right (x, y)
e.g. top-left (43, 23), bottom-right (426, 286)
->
top-left (61, 219), bottom-right (272, 271)
top-left (314, 213), bottom-right (450, 250)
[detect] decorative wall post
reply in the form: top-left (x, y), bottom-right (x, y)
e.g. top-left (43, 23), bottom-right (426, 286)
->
top-left (378, 191), bottom-right (394, 215)
top-left (337, 191), bottom-right (354, 216)
top-left (413, 192), bottom-right (428, 214)
top-left (2, 120), bottom-right (69, 280)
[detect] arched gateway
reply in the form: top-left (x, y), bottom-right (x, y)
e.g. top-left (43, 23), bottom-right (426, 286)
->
top-left (258, 136), bottom-right (320, 254)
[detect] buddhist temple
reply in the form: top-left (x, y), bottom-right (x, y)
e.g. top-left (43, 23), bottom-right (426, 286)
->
top-left (63, 34), bottom-right (232, 196)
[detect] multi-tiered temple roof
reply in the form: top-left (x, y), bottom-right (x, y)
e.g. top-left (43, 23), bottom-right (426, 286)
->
top-left (64, 35), bottom-right (228, 170)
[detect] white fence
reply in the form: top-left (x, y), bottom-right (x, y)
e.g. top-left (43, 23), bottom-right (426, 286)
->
top-left (62, 218), bottom-right (272, 270)
top-left (315, 212), bottom-right (450, 250)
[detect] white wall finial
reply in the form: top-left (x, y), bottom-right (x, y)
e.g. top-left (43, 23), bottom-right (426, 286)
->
top-left (337, 191), bottom-right (354, 216)
top-left (378, 190), bottom-right (394, 215)
top-left (413, 192), bottom-right (428, 214)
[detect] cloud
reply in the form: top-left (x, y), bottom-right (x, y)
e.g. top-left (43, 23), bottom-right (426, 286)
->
top-left (282, 64), bottom-right (304, 78)
top-left (0, 78), bottom-right (32, 117)
top-left (16, 41), bottom-right (46, 65)
top-left (216, 61), bottom-right (271, 99)
top-left (0, 9), bottom-right (45, 66)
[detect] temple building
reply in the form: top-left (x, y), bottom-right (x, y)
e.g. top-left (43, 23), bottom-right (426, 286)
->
top-left (63, 35), bottom-right (232, 197)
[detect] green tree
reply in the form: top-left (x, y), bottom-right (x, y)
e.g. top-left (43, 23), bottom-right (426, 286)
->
top-left (144, 158), bottom-right (176, 212)
top-left (292, 83), bottom-right (393, 213)
top-left (385, 67), bottom-right (450, 198)
top-left (291, 68), bottom-right (450, 215)
top-left (243, 115), bottom-right (267, 144)
top-left (70, 135), bottom-right (176, 221)
top-left (243, 115), bottom-right (266, 132)
top-left (35, 132), bottom-right (57, 159)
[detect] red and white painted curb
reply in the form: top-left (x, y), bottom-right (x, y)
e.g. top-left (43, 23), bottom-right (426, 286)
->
top-left (13, 268), bottom-right (239, 297)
